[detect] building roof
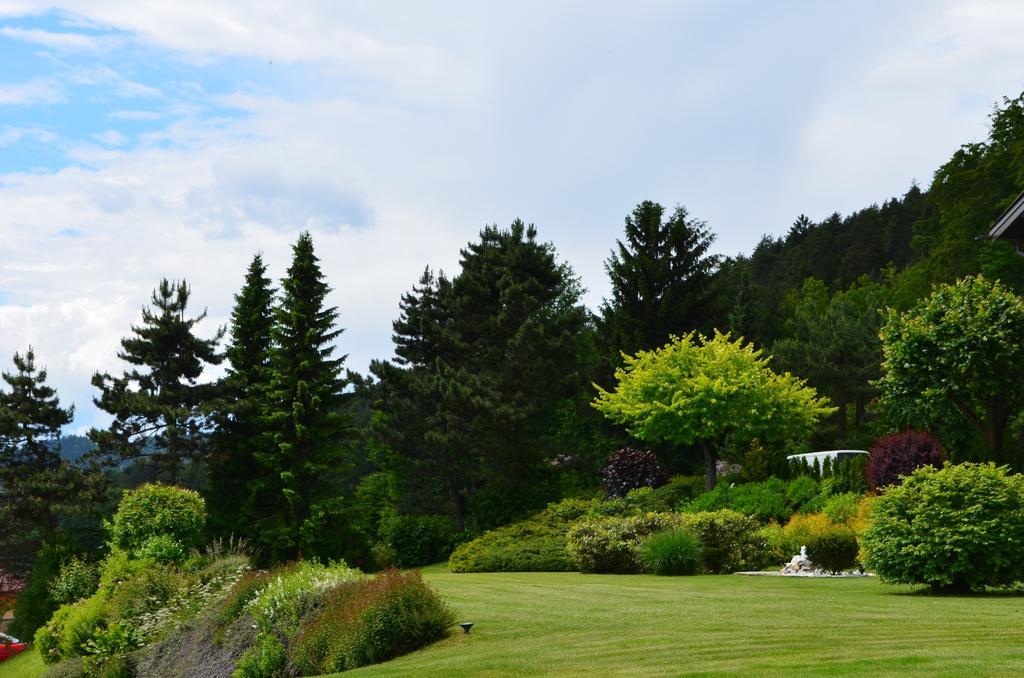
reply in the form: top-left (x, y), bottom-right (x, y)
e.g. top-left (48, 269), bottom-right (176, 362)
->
top-left (988, 190), bottom-right (1024, 244)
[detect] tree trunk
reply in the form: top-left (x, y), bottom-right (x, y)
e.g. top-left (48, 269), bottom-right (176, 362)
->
top-left (446, 475), bottom-right (465, 532)
top-left (987, 397), bottom-right (1007, 465)
top-left (836, 390), bottom-right (848, 440)
top-left (854, 397), bottom-right (866, 431)
top-left (703, 442), bottom-right (717, 492)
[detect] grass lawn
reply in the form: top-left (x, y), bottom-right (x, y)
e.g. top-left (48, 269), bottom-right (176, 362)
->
top-left (5, 568), bottom-right (1023, 677)
top-left (344, 566), bottom-right (1024, 677)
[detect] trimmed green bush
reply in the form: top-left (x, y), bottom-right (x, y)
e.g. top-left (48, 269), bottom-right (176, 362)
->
top-left (679, 510), bottom-right (762, 573)
top-left (566, 513), bottom-right (682, 574)
top-left (863, 462), bottom-right (1024, 592)
top-left (804, 526), bottom-right (859, 574)
top-left (108, 484), bottom-right (206, 556)
top-left (639, 529), bottom-right (702, 576)
top-left (449, 516), bottom-right (574, 573)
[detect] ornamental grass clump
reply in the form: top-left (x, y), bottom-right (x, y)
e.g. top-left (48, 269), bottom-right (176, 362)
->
top-left (291, 569), bottom-right (456, 675)
top-left (639, 529), bottom-right (702, 575)
top-left (566, 513), bottom-right (683, 573)
top-left (863, 462), bottom-right (1024, 592)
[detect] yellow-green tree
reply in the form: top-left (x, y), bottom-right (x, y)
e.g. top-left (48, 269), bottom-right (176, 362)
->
top-left (593, 331), bottom-right (834, 490)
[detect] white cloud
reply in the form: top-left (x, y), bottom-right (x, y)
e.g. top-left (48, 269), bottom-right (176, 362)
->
top-left (109, 109), bottom-right (160, 121)
top-left (0, 25), bottom-right (103, 51)
top-left (0, 124), bottom-right (57, 146)
top-left (0, 77), bottom-right (64, 105)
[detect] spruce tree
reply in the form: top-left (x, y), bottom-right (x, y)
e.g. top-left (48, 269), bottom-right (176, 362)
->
top-left (257, 232), bottom-right (350, 561)
top-left (90, 279), bottom-right (224, 483)
top-left (600, 201), bottom-right (720, 354)
top-left (207, 254), bottom-right (275, 538)
top-left (0, 348), bottom-right (92, 576)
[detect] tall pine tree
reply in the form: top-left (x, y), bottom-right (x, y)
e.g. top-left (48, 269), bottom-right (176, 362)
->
top-left (208, 254), bottom-right (275, 538)
top-left (371, 268), bottom-right (475, 530)
top-left (89, 279), bottom-right (224, 483)
top-left (0, 348), bottom-right (94, 577)
top-left (256, 232), bottom-right (350, 562)
top-left (600, 201), bottom-right (720, 354)
top-left (374, 221), bottom-right (590, 529)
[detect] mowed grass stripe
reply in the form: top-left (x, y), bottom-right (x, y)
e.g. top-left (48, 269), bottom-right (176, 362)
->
top-left (344, 571), bottom-right (1024, 677)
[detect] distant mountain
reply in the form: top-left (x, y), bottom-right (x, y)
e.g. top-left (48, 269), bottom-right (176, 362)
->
top-left (50, 434), bottom-right (95, 462)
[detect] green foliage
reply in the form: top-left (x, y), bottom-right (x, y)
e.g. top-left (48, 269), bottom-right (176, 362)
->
top-left (246, 561), bottom-right (362, 636)
top-left (678, 510), bottom-right (762, 574)
top-left (599, 201), bottom-right (720, 353)
top-left (448, 500), bottom-right (586, 573)
top-left (879, 275), bottom-right (1024, 464)
top-left (377, 514), bottom-right (460, 567)
top-left (565, 513), bottom-right (682, 574)
top-left (821, 493), bottom-right (860, 525)
top-left (135, 534), bottom-right (187, 563)
top-left (37, 593), bottom-right (109, 664)
top-left (863, 462), bottom-right (1024, 591)
top-left (8, 543), bottom-right (65, 641)
top-left (0, 349), bottom-right (92, 586)
top-left (373, 221), bottom-right (591, 532)
top-left (256, 232), bottom-right (352, 563)
top-left (639, 529), bottom-right (702, 576)
top-left (685, 478), bottom-right (791, 523)
top-left (108, 483), bottom-right (206, 556)
top-left (80, 622), bottom-right (141, 676)
top-left (772, 276), bottom-right (890, 440)
top-left (89, 278), bottom-right (224, 482)
top-left (294, 570), bottom-right (456, 674)
top-left (48, 557), bottom-right (98, 605)
top-left (233, 632), bottom-right (285, 678)
top-left (594, 331), bottom-right (834, 489)
top-left (804, 527), bottom-right (860, 574)
top-left (784, 475), bottom-right (821, 511)
top-left (207, 253), bottom-right (276, 542)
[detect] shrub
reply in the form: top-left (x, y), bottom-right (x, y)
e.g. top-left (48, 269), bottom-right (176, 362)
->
top-left (863, 462), bottom-right (1024, 591)
top-left (867, 430), bottom-right (945, 491)
top-left (234, 631), bottom-right (286, 678)
top-left (821, 493), bottom-right (860, 525)
top-left (566, 513), bottom-right (682, 573)
top-left (36, 592), bottom-right (110, 664)
top-left (378, 513), bottom-right (460, 567)
top-left (778, 512), bottom-right (832, 556)
top-left (136, 534), bottom-right (188, 564)
top-left (49, 556), bottom-right (99, 605)
top-left (448, 513), bottom-right (575, 573)
top-left (603, 448), bottom-right (668, 499)
top-left (685, 478), bottom-right (792, 523)
top-left (679, 510), bottom-right (761, 573)
top-left (108, 484), bottom-right (206, 556)
top-left (752, 523), bottom-right (790, 569)
top-left (649, 475), bottom-right (704, 508)
top-left (9, 542), bottom-right (66, 640)
top-left (804, 526), bottom-right (860, 574)
top-left (829, 454), bottom-right (869, 494)
top-left (784, 475), bottom-right (820, 511)
top-left (293, 570), bottom-right (455, 675)
top-left (639, 529), bottom-right (702, 575)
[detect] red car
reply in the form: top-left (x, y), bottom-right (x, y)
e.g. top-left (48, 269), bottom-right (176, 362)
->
top-left (0, 633), bottom-right (26, 662)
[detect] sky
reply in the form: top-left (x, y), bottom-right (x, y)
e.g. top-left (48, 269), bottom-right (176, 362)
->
top-left (1, 1), bottom-right (1024, 433)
